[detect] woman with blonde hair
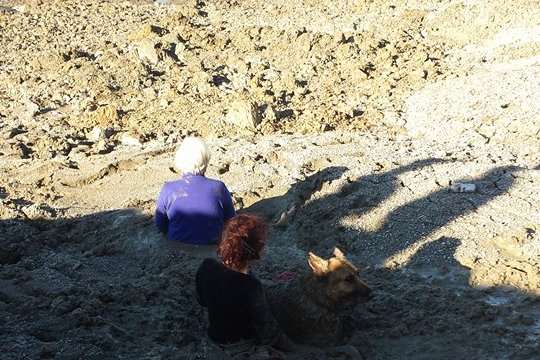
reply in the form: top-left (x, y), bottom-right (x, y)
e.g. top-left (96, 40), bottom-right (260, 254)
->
top-left (155, 137), bottom-right (235, 245)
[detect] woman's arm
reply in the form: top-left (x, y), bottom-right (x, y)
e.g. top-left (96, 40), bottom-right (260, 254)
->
top-left (155, 186), bottom-right (169, 234)
top-left (220, 183), bottom-right (236, 221)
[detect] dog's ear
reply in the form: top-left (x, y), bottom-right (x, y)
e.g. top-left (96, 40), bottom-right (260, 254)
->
top-left (333, 247), bottom-right (345, 259)
top-left (308, 252), bottom-right (328, 276)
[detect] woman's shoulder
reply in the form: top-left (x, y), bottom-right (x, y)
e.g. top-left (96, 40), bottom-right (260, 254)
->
top-left (198, 257), bottom-right (220, 272)
top-left (197, 259), bottom-right (260, 284)
top-left (161, 179), bottom-right (183, 191)
top-left (202, 177), bottom-right (232, 196)
top-left (202, 176), bottom-right (227, 188)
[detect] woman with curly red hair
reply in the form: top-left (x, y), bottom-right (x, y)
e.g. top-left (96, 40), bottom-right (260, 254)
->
top-left (216, 213), bottom-right (268, 273)
top-left (196, 214), bottom-right (296, 359)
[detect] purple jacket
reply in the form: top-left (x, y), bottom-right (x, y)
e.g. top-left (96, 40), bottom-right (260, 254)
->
top-left (155, 174), bottom-right (235, 245)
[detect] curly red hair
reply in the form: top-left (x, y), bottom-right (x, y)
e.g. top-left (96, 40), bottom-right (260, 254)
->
top-left (217, 214), bottom-right (268, 271)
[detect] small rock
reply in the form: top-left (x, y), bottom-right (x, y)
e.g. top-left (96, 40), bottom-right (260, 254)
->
top-left (217, 163), bottom-right (230, 175)
top-left (22, 203), bottom-right (57, 220)
top-left (119, 132), bottom-right (142, 147)
top-left (142, 87), bottom-right (157, 99)
top-left (86, 105), bottom-right (119, 127)
top-left (86, 126), bottom-right (103, 141)
top-left (14, 142), bottom-right (33, 159)
top-left (129, 24), bottom-right (167, 42)
top-left (87, 126), bottom-right (114, 142)
top-left (224, 99), bottom-right (260, 129)
top-left (96, 139), bottom-right (114, 154)
top-left (320, 123), bottom-right (334, 132)
top-left (0, 5), bottom-right (16, 14)
top-left (262, 105), bottom-right (276, 123)
top-left (87, 127), bottom-right (102, 142)
top-left (450, 182), bottom-right (477, 193)
top-left (174, 42), bottom-right (186, 63)
top-left (13, 5), bottom-right (27, 13)
top-left (69, 145), bottom-right (91, 160)
top-left (25, 100), bottom-right (40, 117)
top-left (275, 205), bottom-right (298, 227)
top-left (136, 40), bottom-right (159, 65)
top-left (4, 125), bottom-right (27, 139)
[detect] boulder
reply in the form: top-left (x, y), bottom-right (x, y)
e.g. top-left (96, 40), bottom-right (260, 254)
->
top-left (224, 99), bottom-right (260, 129)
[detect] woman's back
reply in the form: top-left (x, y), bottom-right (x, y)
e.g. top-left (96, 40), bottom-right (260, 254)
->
top-left (156, 174), bottom-right (235, 244)
top-left (196, 258), bottom-right (277, 344)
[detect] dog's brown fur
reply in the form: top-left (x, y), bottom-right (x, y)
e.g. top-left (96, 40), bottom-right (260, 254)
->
top-left (268, 248), bottom-right (372, 346)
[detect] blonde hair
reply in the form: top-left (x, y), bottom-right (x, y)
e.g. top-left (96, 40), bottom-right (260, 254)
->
top-left (174, 137), bottom-right (210, 175)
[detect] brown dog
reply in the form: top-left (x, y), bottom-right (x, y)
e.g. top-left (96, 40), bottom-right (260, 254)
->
top-left (268, 247), bottom-right (372, 347)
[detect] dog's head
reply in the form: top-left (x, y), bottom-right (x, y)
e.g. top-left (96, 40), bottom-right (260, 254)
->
top-left (307, 247), bottom-right (372, 309)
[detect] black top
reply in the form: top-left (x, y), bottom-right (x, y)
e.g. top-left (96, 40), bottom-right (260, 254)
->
top-left (195, 258), bottom-right (280, 344)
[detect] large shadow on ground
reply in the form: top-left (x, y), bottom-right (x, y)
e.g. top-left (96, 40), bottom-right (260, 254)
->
top-left (246, 160), bottom-right (521, 264)
top-left (0, 208), bottom-right (212, 359)
top-left (352, 236), bottom-right (539, 360)
top-left (245, 160), bottom-right (539, 359)
top-left (1, 160), bottom-right (537, 359)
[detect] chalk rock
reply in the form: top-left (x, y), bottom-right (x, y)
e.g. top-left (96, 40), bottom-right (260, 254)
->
top-left (87, 127), bottom-right (102, 142)
top-left (95, 139), bottom-right (114, 154)
top-left (13, 5), bottom-right (27, 13)
top-left (224, 99), bottom-right (260, 129)
top-left (119, 132), bottom-right (143, 147)
top-left (87, 126), bottom-right (114, 142)
top-left (24, 100), bottom-right (40, 119)
top-left (449, 182), bottom-right (476, 193)
top-left (136, 40), bottom-right (159, 65)
top-left (22, 203), bottom-right (57, 220)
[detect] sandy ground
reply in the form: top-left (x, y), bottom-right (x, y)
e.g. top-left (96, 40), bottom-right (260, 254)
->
top-left (1, 0), bottom-right (539, 359)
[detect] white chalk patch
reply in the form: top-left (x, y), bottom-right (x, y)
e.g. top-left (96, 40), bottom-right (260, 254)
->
top-left (450, 182), bottom-right (477, 193)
